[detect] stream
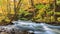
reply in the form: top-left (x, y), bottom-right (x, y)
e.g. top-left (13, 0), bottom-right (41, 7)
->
top-left (0, 20), bottom-right (60, 34)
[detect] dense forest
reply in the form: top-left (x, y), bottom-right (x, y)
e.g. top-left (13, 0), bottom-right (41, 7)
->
top-left (0, 0), bottom-right (60, 25)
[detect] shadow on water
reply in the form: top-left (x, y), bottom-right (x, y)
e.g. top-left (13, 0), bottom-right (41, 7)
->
top-left (0, 20), bottom-right (60, 34)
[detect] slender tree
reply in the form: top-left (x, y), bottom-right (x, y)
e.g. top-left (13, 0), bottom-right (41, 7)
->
top-left (12, 0), bottom-right (22, 21)
top-left (29, 0), bottom-right (37, 21)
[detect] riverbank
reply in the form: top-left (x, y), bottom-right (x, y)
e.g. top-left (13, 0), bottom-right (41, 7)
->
top-left (0, 20), bottom-right (60, 26)
top-left (34, 21), bottom-right (60, 26)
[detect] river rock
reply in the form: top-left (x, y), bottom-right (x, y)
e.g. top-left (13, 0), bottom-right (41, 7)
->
top-left (0, 32), bottom-right (9, 34)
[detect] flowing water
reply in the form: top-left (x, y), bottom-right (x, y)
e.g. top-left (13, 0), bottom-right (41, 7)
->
top-left (0, 20), bottom-right (60, 34)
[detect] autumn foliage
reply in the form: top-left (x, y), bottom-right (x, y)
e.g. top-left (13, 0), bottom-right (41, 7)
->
top-left (0, 0), bottom-right (60, 25)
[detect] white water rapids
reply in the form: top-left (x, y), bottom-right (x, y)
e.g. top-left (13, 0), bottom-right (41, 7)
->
top-left (0, 20), bottom-right (60, 34)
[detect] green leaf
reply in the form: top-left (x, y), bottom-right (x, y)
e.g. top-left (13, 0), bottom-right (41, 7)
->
top-left (35, 4), bottom-right (45, 9)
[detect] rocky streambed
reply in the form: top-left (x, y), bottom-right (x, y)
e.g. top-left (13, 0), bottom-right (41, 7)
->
top-left (0, 20), bottom-right (60, 34)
